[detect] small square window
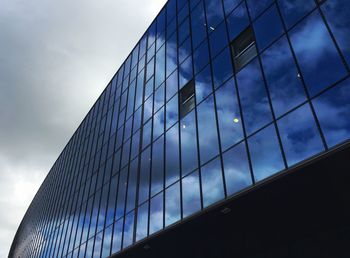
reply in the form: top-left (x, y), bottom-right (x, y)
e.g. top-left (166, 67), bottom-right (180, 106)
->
top-left (231, 26), bottom-right (257, 72)
top-left (179, 80), bottom-right (195, 119)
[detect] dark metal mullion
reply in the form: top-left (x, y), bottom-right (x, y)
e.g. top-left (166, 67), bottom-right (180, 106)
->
top-left (245, 1), bottom-right (289, 170)
top-left (195, 0), bottom-right (207, 211)
top-left (275, 0), bottom-right (329, 152)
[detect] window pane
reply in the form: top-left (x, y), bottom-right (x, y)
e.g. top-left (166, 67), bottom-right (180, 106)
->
top-left (111, 219), bottom-right (123, 253)
top-left (253, 4), bottom-right (284, 51)
top-left (182, 171), bottom-right (201, 218)
top-left (278, 103), bottom-right (324, 167)
top-left (236, 59), bottom-right (273, 135)
top-left (115, 168), bottom-right (127, 219)
top-left (209, 22), bottom-right (229, 57)
top-left (215, 79), bottom-right (244, 151)
top-left (313, 78), bottom-right (350, 148)
top-left (226, 2), bottom-right (250, 41)
top-left (246, 0), bottom-right (274, 19)
top-left (165, 182), bottom-right (181, 226)
top-left (149, 193), bottom-right (163, 235)
top-left (212, 47), bottom-right (233, 88)
top-left (195, 65), bottom-right (213, 104)
top-left (166, 124), bottom-right (180, 187)
top-left (126, 159), bottom-right (138, 212)
top-left (166, 94), bottom-right (178, 130)
top-left (223, 142), bottom-right (252, 195)
top-left (154, 83), bottom-right (165, 112)
top-left (166, 34), bottom-right (178, 77)
top-left (142, 119), bottom-right (152, 149)
top-left (180, 110), bottom-right (199, 175)
top-left (179, 36), bottom-right (192, 65)
top-left (223, 0), bottom-right (242, 15)
top-left (205, 0), bottom-right (225, 29)
top-left (197, 95), bottom-right (220, 165)
top-left (151, 136), bottom-right (164, 196)
top-left (322, 0), bottom-right (350, 67)
top-left (138, 147), bottom-right (151, 204)
top-left (122, 211), bottom-right (134, 248)
top-left (166, 70), bottom-right (178, 101)
top-left (193, 40), bottom-right (210, 75)
top-left (101, 225), bottom-right (113, 258)
top-left (191, 1), bottom-right (207, 49)
top-left (201, 157), bottom-right (225, 207)
top-left (248, 124), bottom-right (285, 181)
top-left (179, 56), bottom-right (194, 89)
top-left (289, 11), bottom-right (347, 96)
top-left (261, 36), bottom-right (306, 117)
top-left (153, 107), bottom-right (165, 140)
top-left (136, 202), bottom-right (149, 241)
top-left (278, 0), bottom-right (316, 29)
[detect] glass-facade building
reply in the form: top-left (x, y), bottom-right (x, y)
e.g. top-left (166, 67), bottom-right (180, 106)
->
top-left (9, 0), bottom-right (350, 257)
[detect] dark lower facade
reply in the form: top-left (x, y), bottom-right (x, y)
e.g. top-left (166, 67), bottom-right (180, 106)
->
top-left (9, 0), bottom-right (350, 257)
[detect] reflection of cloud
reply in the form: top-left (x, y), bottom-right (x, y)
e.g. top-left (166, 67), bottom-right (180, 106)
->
top-left (165, 182), bottom-right (181, 226)
top-left (182, 171), bottom-right (201, 218)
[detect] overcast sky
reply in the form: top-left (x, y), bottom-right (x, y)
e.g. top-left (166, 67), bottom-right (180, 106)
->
top-left (0, 0), bottom-right (166, 256)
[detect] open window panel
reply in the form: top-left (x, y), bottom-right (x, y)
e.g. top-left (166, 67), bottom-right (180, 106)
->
top-left (231, 26), bottom-right (257, 72)
top-left (179, 80), bottom-right (195, 119)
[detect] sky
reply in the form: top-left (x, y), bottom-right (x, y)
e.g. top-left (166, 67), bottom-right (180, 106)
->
top-left (0, 0), bottom-right (167, 256)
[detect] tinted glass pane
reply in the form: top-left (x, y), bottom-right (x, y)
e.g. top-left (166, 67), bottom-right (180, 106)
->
top-left (180, 110), bottom-right (199, 175)
top-left (209, 22), bottom-right (229, 57)
top-left (278, 0), bottom-right (316, 29)
top-left (205, 0), bottom-right (225, 29)
top-left (151, 136), bottom-right (164, 196)
top-left (165, 182), bottom-right (181, 226)
top-left (154, 83), bottom-right (165, 113)
top-left (236, 59), bottom-right (273, 135)
top-left (223, 142), bottom-right (252, 195)
top-left (179, 56), bottom-right (193, 89)
top-left (212, 47), bottom-right (233, 88)
top-left (115, 168), bottom-right (127, 219)
top-left (191, 1), bottom-right (207, 49)
top-left (197, 95), bottom-right (220, 164)
top-left (248, 124), bottom-right (285, 181)
top-left (111, 219), bottom-right (123, 253)
top-left (289, 11), bottom-right (347, 96)
top-left (313, 79), bottom-right (350, 148)
top-left (215, 79), bottom-right (243, 151)
top-left (149, 193), bottom-right (163, 235)
top-left (166, 34), bottom-right (178, 77)
top-left (101, 225), bottom-right (113, 258)
top-left (166, 94), bottom-right (178, 130)
top-left (203, 157), bottom-right (226, 208)
top-left (123, 212), bottom-right (134, 248)
top-left (195, 65), bottom-right (213, 103)
top-left (322, 0), bottom-right (350, 67)
top-left (226, 2), bottom-right (250, 41)
top-left (278, 103), bottom-right (324, 167)
top-left (166, 124), bottom-right (180, 186)
top-left (179, 37), bottom-right (192, 65)
top-left (153, 107), bottom-right (164, 140)
top-left (126, 159), bottom-right (138, 212)
top-left (138, 147), bottom-right (151, 204)
top-left (166, 70), bottom-right (178, 101)
top-left (193, 40), bottom-right (210, 75)
top-left (142, 119), bottom-right (152, 148)
top-left (253, 4), bottom-right (284, 51)
top-left (223, 0), bottom-right (243, 15)
top-left (261, 37), bottom-right (306, 117)
top-left (179, 18), bottom-right (190, 44)
top-left (182, 171), bottom-right (201, 218)
top-left (246, 0), bottom-right (274, 19)
top-left (136, 202), bottom-right (149, 241)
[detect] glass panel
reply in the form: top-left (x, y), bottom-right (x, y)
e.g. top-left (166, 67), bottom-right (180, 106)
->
top-left (138, 147), bottom-right (151, 204)
top-left (197, 95), bottom-right (220, 165)
top-left (223, 142), bottom-right (252, 195)
top-left (149, 193), bottom-right (163, 235)
top-left (193, 40), bottom-right (210, 75)
top-left (236, 59), bottom-right (273, 135)
top-left (215, 79), bottom-right (244, 151)
top-left (278, 0), bottom-right (316, 29)
top-left (209, 22), bottom-right (229, 57)
top-left (155, 45), bottom-right (166, 89)
top-left (261, 36), bottom-right (306, 117)
top-left (111, 219), bottom-right (123, 253)
top-left (136, 202), bottom-right (149, 241)
top-left (182, 171), bottom-right (201, 218)
top-left (212, 47), bottom-right (233, 88)
top-left (165, 182), bottom-right (181, 226)
top-left (195, 65), bottom-right (213, 104)
top-left (115, 168), bottom-right (127, 219)
top-left (322, 0), bottom-right (350, 67)
top-left (191, 1), bottom-right (207, 49)
top-left (205, 0), bottom-right (225, 29)
top-left (166, 124), bottom-right (180, 187)
top-left (166, 70), bottom-right (178, 101)
top-left (278, 103), bottom-right (324, 167)
top-left (151, 136), bottom-right (164, 196)
top-left (248, 124), bottom-right (285, 181)
top-left (289, 11), bottom-right (347, 96)
top-left (180, 110), bottom-right (199, 175)
top-left (153, 107), bottom-right (165, 140)
top-left (201, 157), bottom-right (225, 207)
top-left (142, 119), bottom-right (152, 149)
top-left (179, 56), bottom-right (193, 89)
top-left (223, 0), bottom-right (244, 16)
top-left (166, 94), bottom-right (178, 130)
top-left (122, 211), bottom-right (134, 248)
top-left (313, 78), bottom-right (350, 148)
top-left (246, 0), bottom-right (273, 19)
top-left (154, 83), bottom-right (165, 113)
top-left (144, 95), bottom-right (153, 122)
top-left (126, 159), bottom-right (138, 212)
top-left (178, 17), bottom-right (190, 44)
top-left (101, 225), bottom-right (113, 258)
top-left (253, 4), bottom-right (284, 51)
top-left (179, 37), bottom-right (192, 64)
top-left (166, 33), bottom-right (178, 77)
top-left (226, 2), bottom-right (250, 41)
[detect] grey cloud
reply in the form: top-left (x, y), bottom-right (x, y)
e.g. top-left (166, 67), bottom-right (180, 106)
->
top-left (0, 0), bottom-right (166, 256)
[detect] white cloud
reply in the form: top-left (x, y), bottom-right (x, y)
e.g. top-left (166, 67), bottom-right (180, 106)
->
top-left (0, 0), bottom-right (166, 256)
